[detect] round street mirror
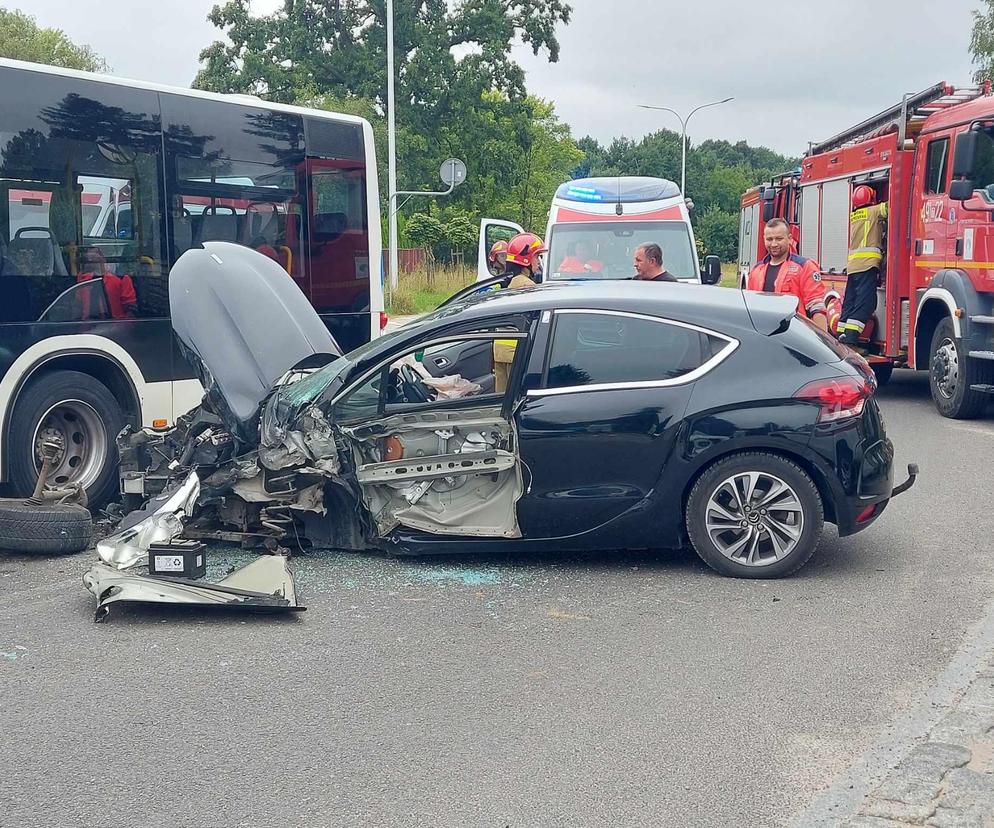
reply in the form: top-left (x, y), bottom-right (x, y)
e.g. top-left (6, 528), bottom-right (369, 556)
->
top-left (440, 158), bottom-right (467, 188)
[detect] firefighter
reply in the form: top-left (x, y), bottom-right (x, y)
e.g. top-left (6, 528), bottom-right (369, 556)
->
top-left (494, 233), bottom-right (545, 390)
top-left (838, 185), bottom-right (888, 344)
top-left (488, 240), bottom-right (509, 276)
top-left (747, 218), bottom-right (828, 331)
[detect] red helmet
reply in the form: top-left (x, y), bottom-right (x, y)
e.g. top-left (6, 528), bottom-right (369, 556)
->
top-left (505, 232), bottom-right (547, 269)
top-left (488, 240), bottom-right (509, 262)
top-left (852, 185), bottom-right (875, 209)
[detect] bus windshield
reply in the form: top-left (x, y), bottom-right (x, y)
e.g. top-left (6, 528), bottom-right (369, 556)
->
top-left (547, 221), bottom-right (698, 281)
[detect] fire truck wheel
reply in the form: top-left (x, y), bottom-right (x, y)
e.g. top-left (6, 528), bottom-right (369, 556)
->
top-left (929, 317), bottom-right (994, 419)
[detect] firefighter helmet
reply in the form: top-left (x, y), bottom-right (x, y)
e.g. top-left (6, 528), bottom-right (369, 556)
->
top-left (488, 240), bottom-right (509, 263)
top-left (852, 185), bottom-right (876, 209)
top-left (505, 233), bottom-right (547, 269)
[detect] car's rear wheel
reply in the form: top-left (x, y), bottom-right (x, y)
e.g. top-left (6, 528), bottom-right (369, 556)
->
top-left (686, 452), bottom-right (824, 579)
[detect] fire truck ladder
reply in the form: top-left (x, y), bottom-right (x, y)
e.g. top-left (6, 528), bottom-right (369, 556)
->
top-left (808, 81), bottom-right (991, 156)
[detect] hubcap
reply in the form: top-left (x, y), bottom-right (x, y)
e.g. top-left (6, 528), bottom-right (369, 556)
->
top-left (931, 337), bottom-right (959, 400)
top-left (32, 400), bottom-right (106, 490)
top-left (705, 471), bottom-right (805, 567)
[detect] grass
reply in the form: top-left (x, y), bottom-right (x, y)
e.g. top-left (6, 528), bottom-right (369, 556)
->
top-left (385, 261), bottom-right (742, 316)
top-left (386, 266), bottom-right (477, 316)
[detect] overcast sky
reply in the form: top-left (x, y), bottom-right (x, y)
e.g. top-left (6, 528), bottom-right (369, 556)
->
top-left (7, 0), bottom-right (983, 156)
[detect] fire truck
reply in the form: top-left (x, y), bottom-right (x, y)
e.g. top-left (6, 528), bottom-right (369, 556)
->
top-left (738, 81), bottom-right (994, 419)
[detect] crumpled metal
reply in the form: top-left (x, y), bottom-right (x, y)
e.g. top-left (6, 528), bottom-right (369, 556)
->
top-left (95, 472), bottom-right (201, 569)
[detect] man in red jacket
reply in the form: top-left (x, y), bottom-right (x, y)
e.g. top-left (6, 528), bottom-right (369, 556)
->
top-left (747, 219), bottom-right (827, 331)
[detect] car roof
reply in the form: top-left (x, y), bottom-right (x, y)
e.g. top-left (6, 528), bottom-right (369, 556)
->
top-left (442, 280), bottom-right (751, 329)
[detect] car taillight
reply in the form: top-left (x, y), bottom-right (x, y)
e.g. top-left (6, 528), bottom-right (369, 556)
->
top-left (794, 376), bottom-right (873, 423)
top-left (379, 311), bottom-right (389, 330)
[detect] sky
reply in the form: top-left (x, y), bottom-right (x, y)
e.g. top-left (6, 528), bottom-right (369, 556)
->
top-left (6, 0), bottom-right (984, 157)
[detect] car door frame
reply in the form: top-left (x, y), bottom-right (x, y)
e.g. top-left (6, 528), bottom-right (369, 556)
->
top-left (512, 307), bottom-right (739, 543)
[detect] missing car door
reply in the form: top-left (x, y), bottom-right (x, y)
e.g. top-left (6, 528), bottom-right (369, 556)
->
top-left (331, 332), bottom-right (528, 538)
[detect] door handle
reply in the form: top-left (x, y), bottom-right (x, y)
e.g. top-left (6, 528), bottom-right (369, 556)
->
top-left (432, 356), bottom-right (450, 369)
top-left (914, 240), bottom-right (923, 256)
top-left (955, 238), bottom-right (964, 256)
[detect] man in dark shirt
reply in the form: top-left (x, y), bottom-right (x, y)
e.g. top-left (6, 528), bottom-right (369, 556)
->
top-left (634, 243), bottom-right (678, 282)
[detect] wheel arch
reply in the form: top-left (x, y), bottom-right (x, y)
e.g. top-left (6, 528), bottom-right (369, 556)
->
top-left (0, 343), bottom-right (144, 480)
top-left (681, 445), bottom-right (839, 527)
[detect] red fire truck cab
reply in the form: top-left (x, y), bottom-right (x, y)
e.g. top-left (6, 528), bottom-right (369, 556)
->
top-left (739, 81), bottom-right (994, 418)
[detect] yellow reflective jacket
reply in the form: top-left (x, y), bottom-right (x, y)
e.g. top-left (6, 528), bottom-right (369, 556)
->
top-left (848, 202), bottom-right (888, 273)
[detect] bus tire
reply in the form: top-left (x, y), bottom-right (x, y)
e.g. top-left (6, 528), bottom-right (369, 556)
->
top-left (0, 499), bottom-right (92, 554)
top-left (7, 370), bottom-right (124, 509)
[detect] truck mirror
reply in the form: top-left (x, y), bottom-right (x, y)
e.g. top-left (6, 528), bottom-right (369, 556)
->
top-left (950, 178), bottom-right (976, 201)
top-left (702, 255), bottom-right (722, 285)
top-left (761, 188), bottom-right (775, 202)
top-left (953, 130), bottom-right (979, 179)
top-left (762, 202), bottom-right (775, 222)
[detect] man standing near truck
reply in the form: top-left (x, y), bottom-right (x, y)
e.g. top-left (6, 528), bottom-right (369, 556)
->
top-left (838, 185), bottom-right (888, 344)
top-left (747, 219), bottom-right (828, 331)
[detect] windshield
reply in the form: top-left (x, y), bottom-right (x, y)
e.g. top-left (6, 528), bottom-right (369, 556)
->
top-left (546, 221), bottom-right (698, 281)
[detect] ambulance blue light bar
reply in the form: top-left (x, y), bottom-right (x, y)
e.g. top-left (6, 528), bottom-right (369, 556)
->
top-left (556, 176), bottom-right (681, 204)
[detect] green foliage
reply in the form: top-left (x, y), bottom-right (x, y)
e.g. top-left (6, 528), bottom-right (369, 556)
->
top-left (972, 1), bottom-right (994, 84)
top-left (0, 8), bottom-right (107, 72)
top-left (443, 211), bottom-right (478, 255)
top-left (196, 0), bottom-right (579, 246)
top-left (696, 205), bottom-right (740, 261)
top-left (405, 213), bottom-right (444, 250)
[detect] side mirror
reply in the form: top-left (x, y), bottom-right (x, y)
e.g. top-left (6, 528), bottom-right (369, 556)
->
top-left (950, 178), bottom-right (976, 201)
top-left (762, 202), bottom-right (775, 222)
top-left (702, 255), bottom-right (721, 285)
top-left (761, 187), bottom-right (776, 202)
top-left (953, 130), bottom-right (979, 179)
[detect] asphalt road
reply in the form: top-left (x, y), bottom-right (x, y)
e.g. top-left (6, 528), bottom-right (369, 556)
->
top-left (2, 371), bottom-right (994, 828)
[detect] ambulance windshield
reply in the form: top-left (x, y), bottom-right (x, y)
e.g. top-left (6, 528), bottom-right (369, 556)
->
top-left (546, 221), bottom-right (698, 281)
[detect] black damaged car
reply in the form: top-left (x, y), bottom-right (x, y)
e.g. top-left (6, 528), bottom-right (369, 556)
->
top-left (110, 242), bottom-right (916, 579)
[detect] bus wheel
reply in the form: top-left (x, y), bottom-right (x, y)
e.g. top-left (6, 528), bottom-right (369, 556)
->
top-left (8, 370), bottom-right (124, 508)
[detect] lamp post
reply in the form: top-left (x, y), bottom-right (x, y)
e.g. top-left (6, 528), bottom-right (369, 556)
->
top-left (638, 97), bottom-right (734, 196)
top-left (386, 0), bottom-right (399, 291)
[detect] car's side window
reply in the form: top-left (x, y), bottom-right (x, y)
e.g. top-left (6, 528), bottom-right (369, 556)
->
top-left (544, 311), bottom-right (724, 390)
top-left (332, 331), bottom-right (526, 422)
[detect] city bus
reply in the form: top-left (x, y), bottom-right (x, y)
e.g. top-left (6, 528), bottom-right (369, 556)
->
top-left (0, 58), bottom-right (383, 506)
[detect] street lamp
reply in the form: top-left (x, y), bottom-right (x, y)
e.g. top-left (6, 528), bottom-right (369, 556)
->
top-left (638, 97), bottom-right (734, 197)
top-left (386, 0), bottom-right (399, 291)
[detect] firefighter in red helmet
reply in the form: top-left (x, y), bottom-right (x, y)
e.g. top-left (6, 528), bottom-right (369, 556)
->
top-left (839, 184), bottom-right (888, 344)
top-left (488, 239), bottom-right (509, 276)
top-left (493, 232), bottom-right (546, 391)
top-left (504, 232), bottom-right (546, 288)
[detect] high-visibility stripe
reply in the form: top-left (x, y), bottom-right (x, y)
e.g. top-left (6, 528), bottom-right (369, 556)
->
top-left (915, 260), bottom-right (994, 268)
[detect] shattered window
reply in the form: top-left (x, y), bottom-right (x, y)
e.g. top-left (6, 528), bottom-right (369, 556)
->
top-left (332, 335), bottom-right (523, 422)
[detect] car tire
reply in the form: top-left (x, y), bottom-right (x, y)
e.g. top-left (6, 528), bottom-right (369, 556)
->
top-left (686, 452), bottom-right (824, 579)
top-left (0, 498), bottom-right (92, 554)
top-left (8, 370), bottom-right (124, 509)
top-left (929, 317), bottom-right (993, 419)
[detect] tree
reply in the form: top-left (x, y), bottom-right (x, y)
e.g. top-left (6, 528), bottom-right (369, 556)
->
top-left (405, 213), bottom-right (444, 252)
top-left (195, 0), bottom-right (571, 110)
top-left (695, 205), bottom-right (739, 262)
top-left (0, 9), bottom-right (107, 72)
top-left (972, 1), bottom-right (994, 84)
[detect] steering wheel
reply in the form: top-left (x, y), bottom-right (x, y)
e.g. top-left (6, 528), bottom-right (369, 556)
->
top-left (399, 364), bottom-right (433, 404)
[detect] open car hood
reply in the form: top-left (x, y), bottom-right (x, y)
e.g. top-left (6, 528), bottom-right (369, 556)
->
top-left (169, 242), bottom-right (341, 443)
